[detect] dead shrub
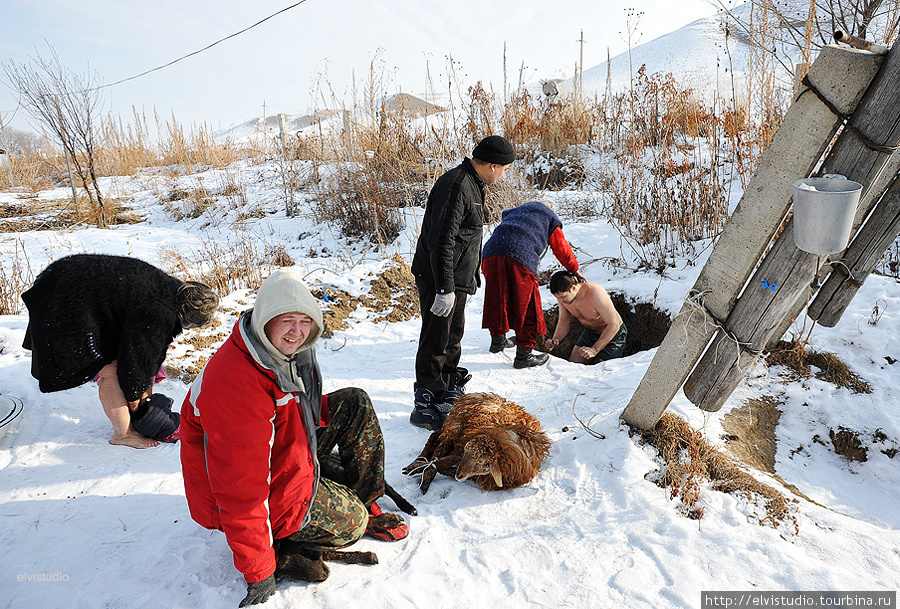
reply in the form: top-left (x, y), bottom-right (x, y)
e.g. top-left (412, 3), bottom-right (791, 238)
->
top-left (313, 163), bottom-right (405, 244)
top-left (598, 69), bottom-right (729, 272)
top-left (156, 231), bottom-right (288, 297)
top-left (0, 240), bottom-right (33, 315)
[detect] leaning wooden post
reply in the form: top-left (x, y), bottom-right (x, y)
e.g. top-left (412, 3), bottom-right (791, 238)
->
top-left (684, 43), bottom-right (900, 412)
top-left (620, 46), bottom-right (882, 430)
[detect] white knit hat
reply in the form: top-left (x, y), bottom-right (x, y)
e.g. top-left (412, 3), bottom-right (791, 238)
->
top-left (250, 268), bottom-right (324, 363)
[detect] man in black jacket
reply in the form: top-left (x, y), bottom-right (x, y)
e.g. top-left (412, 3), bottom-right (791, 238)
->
top-left (409, 135), bottom-right (515, 430)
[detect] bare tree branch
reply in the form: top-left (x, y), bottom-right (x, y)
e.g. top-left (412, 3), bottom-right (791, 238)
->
top-left (2, 46), bottom-right (108, 227)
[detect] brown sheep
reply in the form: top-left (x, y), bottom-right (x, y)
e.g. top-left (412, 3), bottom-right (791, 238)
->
top-left (402, 392), bottom-right (551, 494)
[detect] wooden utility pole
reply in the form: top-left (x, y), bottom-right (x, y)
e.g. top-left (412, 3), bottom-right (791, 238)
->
top-left (261, 101), bottom-right (267, 147)
top-left (620, 45), bottom-right (883, 429)
top-left (577, 30), bottom-right (585, 104)
top-left (685, 42), bottom-right (900, 413)
top-left (0, 115), bottom-right (13, 188)
top-left (278, 113), bottom-right (288, 153)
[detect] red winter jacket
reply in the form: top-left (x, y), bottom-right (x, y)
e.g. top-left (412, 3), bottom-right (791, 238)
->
top-left (180, 316), bottom-right (327, 583)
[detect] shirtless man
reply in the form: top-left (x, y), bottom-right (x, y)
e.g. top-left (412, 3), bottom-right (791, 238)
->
top-left (544, 271), bottom-right (627, 364)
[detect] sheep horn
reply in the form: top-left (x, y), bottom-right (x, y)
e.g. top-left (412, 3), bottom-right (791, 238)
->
top-left (489, 461), bottom-right (503, 488)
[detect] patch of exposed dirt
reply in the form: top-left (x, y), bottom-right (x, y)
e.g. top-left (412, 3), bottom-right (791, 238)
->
top-left (182, 331), bottom-right (227, 351)
top-left (636, 412), bottom-right (797, 529)
top-left (539, 292), bottom-right (672, 363)
top-left (311, 287), bottom-right (361, 338)
top-left (766, 340), bottom-right (871, 394)
top-left (722, 396), bottom-right (782, 473)
top-left (165, 356), bottom-right (211, 385)
top-left (359, 256), bottom-right (419, 323)
top-left (313, 258), bottom-right (420, 336)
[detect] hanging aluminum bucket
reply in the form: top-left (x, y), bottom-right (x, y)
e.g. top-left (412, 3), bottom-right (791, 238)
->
top-left (792, 177), bottom-right (862, 255)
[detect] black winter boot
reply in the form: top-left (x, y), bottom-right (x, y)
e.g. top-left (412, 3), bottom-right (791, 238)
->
top-left (513, 346), bottom-right (549, 369)
top-left (442, 368), bottom-right (472, 402)
top-left (489, 334), bottom-right (516, 353)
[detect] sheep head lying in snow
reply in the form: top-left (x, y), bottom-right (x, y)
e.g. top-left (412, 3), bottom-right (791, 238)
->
top-left (402, 392), bottom-right (551, 494)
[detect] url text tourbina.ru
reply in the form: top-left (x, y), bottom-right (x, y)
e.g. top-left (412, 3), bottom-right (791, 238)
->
top-left (702, 592), bottom-right (896, 608)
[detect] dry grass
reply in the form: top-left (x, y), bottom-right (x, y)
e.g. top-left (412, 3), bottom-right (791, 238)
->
top-left (638, 412), bottom-right (798, 530)
top-left (1, 48), bottom-right (789, 267)
top-left (0, 196), bottom-right (142, 232)
top-left (0, 240), bottom-right (33, 315)
top-left (766, 340), bottom-right (872, 394)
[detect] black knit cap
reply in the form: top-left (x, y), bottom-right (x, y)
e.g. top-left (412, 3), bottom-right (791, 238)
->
top-left (472, 135), bottom-right (515, 165)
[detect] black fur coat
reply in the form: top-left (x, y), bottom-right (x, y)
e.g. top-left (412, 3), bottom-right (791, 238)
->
top-left (21, 254), bottom-right (185, 401)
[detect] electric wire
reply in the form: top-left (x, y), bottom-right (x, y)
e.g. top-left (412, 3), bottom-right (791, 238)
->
top-left (99, 0), bottom-right (310, 90)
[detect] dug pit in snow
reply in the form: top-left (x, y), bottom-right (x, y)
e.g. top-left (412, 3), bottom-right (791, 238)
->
top-left (538, 292), bottom-right (672, 363)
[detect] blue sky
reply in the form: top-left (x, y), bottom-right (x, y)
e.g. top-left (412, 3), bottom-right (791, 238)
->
top-left (0, 0), bottom-right (719, 133)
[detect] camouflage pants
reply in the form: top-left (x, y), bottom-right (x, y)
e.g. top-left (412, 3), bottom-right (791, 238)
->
top-left (283, 387), bottom-right (384, 548)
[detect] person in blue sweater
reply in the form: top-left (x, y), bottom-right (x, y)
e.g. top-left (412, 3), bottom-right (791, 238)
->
top-left (481, 201), bottom-right (584, 368)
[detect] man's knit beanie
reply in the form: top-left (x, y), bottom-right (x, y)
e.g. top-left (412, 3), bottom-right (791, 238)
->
top-left (250, 268), bottom-right (324, 366)
top-left (472, 135), bottom-right (515, 165)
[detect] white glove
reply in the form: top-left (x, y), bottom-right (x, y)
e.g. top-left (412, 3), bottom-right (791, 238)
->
top-left (430, 292), bottom-right (456, 317)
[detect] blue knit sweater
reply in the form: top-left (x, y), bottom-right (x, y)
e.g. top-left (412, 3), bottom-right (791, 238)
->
top-left (482, 202), bottom-right (563, 276)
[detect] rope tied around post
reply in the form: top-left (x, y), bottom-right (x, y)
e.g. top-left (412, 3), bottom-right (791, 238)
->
top-left (683, 290), bottom-right (764, 361)
top-left (798, 74), bottom-right (900, 155)
top-left (828, 258), bottom-right (864, 287)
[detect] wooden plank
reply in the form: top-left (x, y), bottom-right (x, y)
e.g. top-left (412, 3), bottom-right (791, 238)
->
top-left (808, 174), bottom-right (900, 325)
top-left (683, 221), bottom-right (818, 410)
top-left (620, 46), bottom-right (882, 430)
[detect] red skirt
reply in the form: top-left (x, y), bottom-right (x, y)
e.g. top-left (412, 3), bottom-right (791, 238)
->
top-left (481, 255), bottom-right (546, 338)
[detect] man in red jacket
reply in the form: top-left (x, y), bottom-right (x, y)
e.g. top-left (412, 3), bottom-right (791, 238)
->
top-left (180, 268), bottom-right (407, 607)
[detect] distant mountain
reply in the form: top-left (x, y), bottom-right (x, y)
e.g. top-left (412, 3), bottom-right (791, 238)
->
top-left (213, 92), bottom-right (444, 144)
top-left (213, 110), bottom-right (339, 144)
top-left (546, 2), bottom-right (801, 106)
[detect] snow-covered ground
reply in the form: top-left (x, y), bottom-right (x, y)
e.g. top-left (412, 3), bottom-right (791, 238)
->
top-left (1, 158), bottom-right (898, 609)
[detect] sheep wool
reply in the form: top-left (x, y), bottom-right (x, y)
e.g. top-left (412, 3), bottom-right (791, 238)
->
top-left (403, 392), bottom-right (551, 493)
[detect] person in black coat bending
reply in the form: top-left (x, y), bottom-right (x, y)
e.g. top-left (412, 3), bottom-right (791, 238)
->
top-left (21, 254), bottom-right (218, 448)
top-left (409, 135), bottom-right (515, 430)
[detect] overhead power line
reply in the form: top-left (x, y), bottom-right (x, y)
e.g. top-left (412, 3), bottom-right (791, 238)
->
top-left (100, 0), bottom-right (310, 89)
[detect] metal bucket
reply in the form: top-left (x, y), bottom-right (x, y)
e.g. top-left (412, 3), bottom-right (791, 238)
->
top-left (0, 395), bottom-right (23, 443)
top-left (792, 177), bottom-right (862, 255)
